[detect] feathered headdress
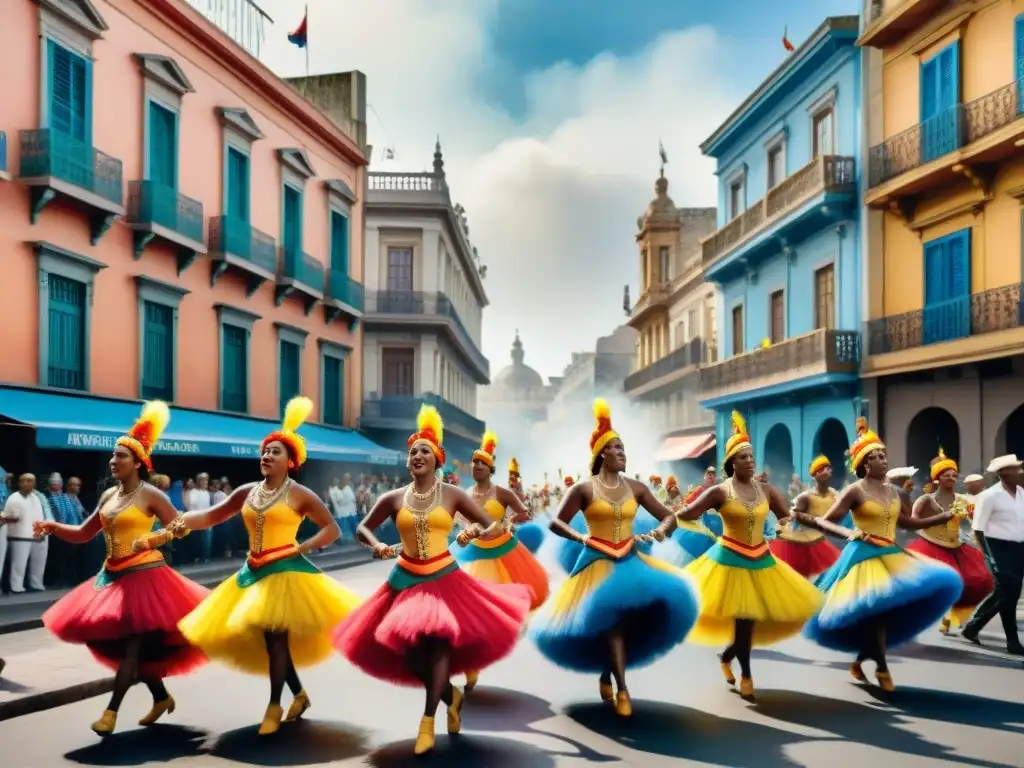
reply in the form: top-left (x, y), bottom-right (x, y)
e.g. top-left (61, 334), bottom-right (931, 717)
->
top-left (666, 475), bottom-right (678, 489)
top-left (408, 404), bottom-right (446, 466)
top-left (117, 401), bottom-right (171, 472)
top-left (589, 398), bottom-right (620, 461)
top-left (564, 475), bottom-right (574, 487)
top-left (808, 455), bottom-right (831, 476)
top-left (848, 416), bottom-right (885, 471)
top-left (471, 430), bottom-right (498, 468)
top-left (508, 457), bottom-right (520, 478)
top-left (723, 411), bottom-right (752, 465)
top-left (930, 447), bottom-right (958, 481)
top-left (261, 396), bottom-right (314, 467)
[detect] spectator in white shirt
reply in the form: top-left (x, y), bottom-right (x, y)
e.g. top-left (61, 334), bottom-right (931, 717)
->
top-left (963, 455), bottom-right (1024, 654)
top-left (2, 474), bottom-right (50, 592)
top-left (328, 475), bottom-right (358, 541)
top-left (187, 473), bottom-right (213, 563)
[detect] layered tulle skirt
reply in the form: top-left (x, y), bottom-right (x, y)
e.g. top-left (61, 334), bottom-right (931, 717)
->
top-left (804, 539), bottom-right (963, 651)
top-left (652, 520), bottom-right (717, 567)
top-left (904, 538), bottom-right (993, 625)
top-left (530, 543), bottom-right (698, 672)
top-left (42, 561), bottom-right (210, 678)
top-left (769, 532), bottom-right (841, 578)
top-left (451, 529), bottom-right (549, 610)
top-left (178, 554), bottom-right (361, 674)
top-left (514, 521), bottom-right (546, 553)
top-left (684, 537), bottom-right (823, 647)
top-left (555, 512), bottom-right (658, 574)
top-left (333, 556), bottom-right (531, 685)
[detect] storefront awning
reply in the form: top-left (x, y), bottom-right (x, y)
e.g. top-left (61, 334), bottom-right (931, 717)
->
top-left (656, 433), bottom-right (716, 462)
top-left (0, 387), bottom-right (402, 466)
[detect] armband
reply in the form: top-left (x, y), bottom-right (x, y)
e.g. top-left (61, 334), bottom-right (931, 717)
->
top-left (166, 515), bottom-right (191, 539)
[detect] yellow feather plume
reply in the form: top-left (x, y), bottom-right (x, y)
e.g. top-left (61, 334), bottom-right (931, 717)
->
top-left (937, 447), bottom-right (946, 460)
top-left (508, 457), bottom-right (520, 474)
top-left (593, 398), bottom-right (612, 425)
top-left (479, 430), bottom-right (498, 455)
top-left (731, 410), bottom-right (747, 436)
top-left (416, 404), bottom-right (444, 445)
top-left (138, 400), bottom-right (170, 449)
top-left (282, 396), bottom-right (314, 434)
top-left (855, 416), bottom-right (868, 436)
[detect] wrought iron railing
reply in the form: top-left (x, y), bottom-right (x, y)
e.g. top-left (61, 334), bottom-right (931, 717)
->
top-left (19, 129), bottom-right (123, 205)
top-left (183, 0), bottom-right (271, 59)
top-left (279, 247), bottom-right (325, 293)
top-left (624, 337), bottom-right (708, 392)
top-left (363, 392), bottom-right (485, 435)
top-left (701, 329), bottom-right (860, 393)
top-left (208, 215), bottom-right (277, 273)
top-left (702, 156), bottom-right (855, 268)
top-left (368, 171), bottom-right (447, 193)
top-left (327, 269), bottom-right (365, 311)
top-left (126, 181), bottom-right (204, 243)
top-left (865, 283), bottom-right (1024, 354)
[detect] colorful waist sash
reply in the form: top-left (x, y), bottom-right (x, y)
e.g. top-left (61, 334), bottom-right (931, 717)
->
top-left (93, 551), bottom-right (165, 590)
top-left (461, 529), bottom-right (518, 561)
top-left (706, 536), bottom-right (775, 571)
top-left (586, 536), bottom-right (634, 560)
top-left (917, 529), bottom-right (961, 549)
top-left (862, 533), bottom-right (896, 548)
top-left (388, 551), bottom-right (459, 592)
top-left (236, 544), bottom-right (320, 588)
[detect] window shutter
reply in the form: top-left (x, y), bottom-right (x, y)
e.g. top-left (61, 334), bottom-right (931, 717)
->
top-left (923, 239), bottom-right (946, 305)
top-left (227, 149), bottom-right (249, 222)
top-left (142, 301), bottom-right (174, 400)
top-left (948, 229), bottom-right (971, 297)
top-left (920, 58), bottom-right (938, 121)
top-left (938, 42), bottom-right (959, 111)
top-left (331, 211), bottom-right (349, 274)
top-left (48, 41), bottom-right (73, 136)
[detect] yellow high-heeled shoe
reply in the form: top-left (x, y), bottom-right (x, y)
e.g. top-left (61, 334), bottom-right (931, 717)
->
top-left (876, 671), bottom-right (895, 692)
top-left (465, 670), bottom-right (479, 691)
top-left (91, 710), bottom-right (118, 736)
top-left (599, 678), bottom-right (614, 702)
top-left (414, 715), bottom-right (435, 755)
top-left (258, 703), bottom-right (284, 736)
top-left (738, 677), bottom-right (755, 700)
top-left (849, 662), bottom-right (866, 682)
top-left (447, 686), bottom-right (464, 734)
top-left (614, 690), bottom-right (632, 717)
top-left (939, 617), bottom-right (951, 635)
top-left (138, 696), bottom-right (175, 726)
top-left (284, 690), bottom-right (311, 722)
top-left (718, 655), bottom-right (736, 686)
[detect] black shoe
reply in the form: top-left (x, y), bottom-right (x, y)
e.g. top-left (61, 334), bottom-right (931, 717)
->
top-left (1005, 645), bottom-right (1024, 656)
top-left (960, 629), bottom-right (981, 645)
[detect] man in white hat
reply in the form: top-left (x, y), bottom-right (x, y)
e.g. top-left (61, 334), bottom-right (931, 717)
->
top-left (959, 474), bottom-right (987, 545)
top-left (961, 455), bottom-right (1024, 654)
top-left (886, 467), bottom-right (917, 492)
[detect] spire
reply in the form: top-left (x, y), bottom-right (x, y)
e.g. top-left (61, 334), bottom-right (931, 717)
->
top-left (655, 174), bottom-right (669, 197)
top-left (433, 135), bottom-right (445, 177)
top-left (511, 329), bottom-right (524, 365)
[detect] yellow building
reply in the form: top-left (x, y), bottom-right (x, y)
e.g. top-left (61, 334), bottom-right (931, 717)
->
top-left (859, 0), bottom-right (1024, 472)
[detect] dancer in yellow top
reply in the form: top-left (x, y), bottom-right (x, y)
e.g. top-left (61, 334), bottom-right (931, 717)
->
top-left (769, 455), bottom-right (842, 578)
top-left (657, 411), bottom-right (823, 700)
top-left (147, 397), bottom-right (360, 735)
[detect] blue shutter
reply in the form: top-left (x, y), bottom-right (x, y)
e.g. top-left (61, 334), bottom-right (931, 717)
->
top-left (330, 211), bottom-right (349, 274)
top-left (1015, 15), bottom-right (1024, 108)
top-left (47, 275), bottom-right (86, 390)
top-left (948, 229), bottom-right (971, 298)
top-left (323, 356), bottom-right (343, 426)
top-left (226, 148), bottom-right (250, 222)
top-left (141, 301), bottom-right (174, 400)
top-left (222, 325), bottom-right (248, 412)
top-left (279, 341), bottom-right (301, 417)
top-left (920, 58), bottom-right (938, 121)
top-left (923, 229), bottom-right (972, 346)
top-left (47, 40), bottom-right (91, 144)
top-left (147, 101), bottom-right (177, 189)
top-left (283, 185), bottom-right (302, 251)
top-left (923, 239), bottom-right (947, 305)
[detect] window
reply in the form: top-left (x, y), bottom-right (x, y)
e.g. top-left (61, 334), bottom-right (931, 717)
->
top-left (767, 145), bottom-right (784, 188)
top-left (278, 341), bottom-right (301, 416)
top-left (47, 39), bottom-right (92, 145)
top-left (283, 184), bottom-right (303, 253)
top-left (812, 108), bottom-right (834, 157)
top-left (729, 181), bottom-right (743, 219)
top-left (322, 355), bottom-right (345, 426)
top-left (226, 147), bottom-right (250, 222)
top-left (687, 308), bottom-right (698, 341)
top-left (923, 228), bottom-right (972, 344)
top-left (146, 100), bottom-right (178, 189)
top-left (218, 109), bottom-right (263, 226)
top-left (216, 304), bottom-right (259, 413)
top-left (814, 264), bottom-right (835, 329)
top-left (919, 42), bottom-right (961, 163)
top-left (47, 275), bottom-right (86, 390)
top-left (135, 276), bottom-right (187, 401)
top-left (330, 210), bottom-right (350, 274)
top-left (658, 246), bottom-right (670, 283)
top-left (675, 321), bottom-right (685, 348)
top-left (382, 348), bottom-right (415, 396)
top-left (387, 247), bottom-right (413, 291)
top-left (731, 305), bottom-right (744, 355)
top-left (770, 290), bottom-right (785, 343)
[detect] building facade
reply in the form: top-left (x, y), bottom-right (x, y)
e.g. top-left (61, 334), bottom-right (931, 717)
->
top-left (359, 142), bottom-right (490, 463)
top-left (547, 325), bottom-right (638, 422)
top-left (0, 0), bottom-right (400, 478)
top-left (698, 16), bottom-right (863, 483)
top-left (623, 171), bottom-right (718, 482)
top-left (858, 0), bottom-right (1024, 473)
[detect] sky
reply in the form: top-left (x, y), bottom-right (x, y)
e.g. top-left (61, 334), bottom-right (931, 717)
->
top-left (257, 0), bottom-right (859, 380)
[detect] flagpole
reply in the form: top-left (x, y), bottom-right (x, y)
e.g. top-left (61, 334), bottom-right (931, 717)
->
top-left (304, 4), bottom-right (310, 77)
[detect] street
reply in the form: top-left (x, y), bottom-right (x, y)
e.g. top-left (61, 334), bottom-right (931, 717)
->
top-left (1, 554), bottom-right (1023, 767)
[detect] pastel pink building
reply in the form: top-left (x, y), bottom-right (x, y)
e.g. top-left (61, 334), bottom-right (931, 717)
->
top-left (0, 0), bottom-right (401, 472)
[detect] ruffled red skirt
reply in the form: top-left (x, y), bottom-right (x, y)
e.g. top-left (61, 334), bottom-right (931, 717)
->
top-left (905, 539), bottom-right (994, 614)
top-left (42, 564), bottom-right (210, 678)
top-left (332, 567), bottom-right (531, 685)
top-left (769, 538), bottom-right (841, 578)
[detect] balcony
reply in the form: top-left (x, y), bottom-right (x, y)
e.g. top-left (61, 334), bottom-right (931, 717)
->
top-left (624, 337), bottom-right (710, 398)
top-left (208, 215), bottom-right (277, 296)
top-left (18, 128), bottom-right (124, 244)
top-left (361, 392), bottom-right (485, 441)
top-left (700, 328), bottom-right (860, 405)
top-left (866, 79), bottom-right (1024, 205)
top-left (324, 268), bottom-right (364, 328)
top-left (864, 283), bottom-right (1024, 375)
top-left (125, 181), bottom-right (206, 272)
top-left (628, 283), bottom-right (670, 329)
top-left (701, 156), bottom-right (856, 282)
top-left (275, 247), bottom-right (325, 314)
top-left (0, 131), bottom-right (9, 181)
top-left (857, 0), bottom-right (950, 48)
top-left (363, 291), bottom-right (490, 383)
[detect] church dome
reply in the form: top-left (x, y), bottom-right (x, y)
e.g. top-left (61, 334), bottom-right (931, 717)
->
top-left (638, 174), bottom-right (678, 230)
top-left (493, 331), bottom-right (545, 390)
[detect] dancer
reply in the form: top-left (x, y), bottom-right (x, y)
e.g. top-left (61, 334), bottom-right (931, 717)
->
top-left (510, 458), bottom-right (545, 553)
top-left (656, 412), bottom-right (823, 700)
top-left (803, 417), bottom-right (964, 690)
top-left (769, 455), bottom-right (841, 578)
top-left (455, 431), bottom-right (550, 691)
top-left (651, 475), bottom-right (718, 567)
top-left (906, 450), bottom-right (994, 634)
top-left (333, 405), bottom-right (531, 755)
top-left (158, 397), bottom-right (360, 734)
top-left (530, 399), bottom-right (698, 716)
top-left (35, 402), bottom-right (208, 735)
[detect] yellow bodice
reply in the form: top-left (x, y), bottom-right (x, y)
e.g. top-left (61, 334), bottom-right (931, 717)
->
top-left (583, 484), bottom-right (638, 543)
top-left (396, 506), bottom-right (453, 560)
top-left (242, 501), bottom-right (302, 554)
top-left (101, 502), bottom-right (162, 562)
top-left (482, 497), bottom-right (506, 523)
top-left (851, 486), bottom-right (900, 541)
top-left (917, 494), bottom-right (963, 548)
top-left (718, 480), bottom-right (770, 546)
top-left (806, 489), bottom-right (837, 518)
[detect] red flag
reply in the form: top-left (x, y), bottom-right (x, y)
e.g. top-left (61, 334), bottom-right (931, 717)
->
top-left (288, 8), bottom-right (308, 48)
top-left (782, 26), bottom-right (795, 52)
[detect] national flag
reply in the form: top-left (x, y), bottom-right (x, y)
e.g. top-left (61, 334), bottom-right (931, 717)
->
top-left (288, 7), bottom-right (308, 49)
top-left (658, 140), bottom-right (668, 166)
top-left (782, 26), bottom-right (795, 52)
top-left (385, 148), bottom-right (395, 160)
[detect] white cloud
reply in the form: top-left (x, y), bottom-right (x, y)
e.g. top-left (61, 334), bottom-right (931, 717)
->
top-left (257, 0), bottom-right (741, 378)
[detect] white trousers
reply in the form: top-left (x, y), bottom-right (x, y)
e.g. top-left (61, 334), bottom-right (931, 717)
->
top-left (7, 538), bottom-right (47, 592)
top-left (0, 527), bottom-right (7, 586)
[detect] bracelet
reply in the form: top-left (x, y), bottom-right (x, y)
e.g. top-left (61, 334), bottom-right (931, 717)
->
top-left (166, 515), bottom-right (191, 540)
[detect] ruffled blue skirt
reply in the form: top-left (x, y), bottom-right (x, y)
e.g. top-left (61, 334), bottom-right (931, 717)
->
top-left (515, 521), bottom-right (546, 553)
top-left (554, 512), bottom-right (658, 573)
top-left (530, 545), bottom-right (699, 672)
top-left (804, 539), bottom-right (963, 652)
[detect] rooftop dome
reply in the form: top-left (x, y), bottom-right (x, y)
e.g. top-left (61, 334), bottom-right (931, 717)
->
top-left (637, 174), bottom-right (678, 230)
top-left (493, 330), bottom-right (545, 390)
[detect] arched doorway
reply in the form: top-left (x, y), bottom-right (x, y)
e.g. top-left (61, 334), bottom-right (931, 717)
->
top-left (906, 408), bottom-right (960, 477)
top-left (813, 418), bottom-right (849, 488)
top-left (995, 403), bottom-right (1024, 459)
top-left (763, 423), bottom-right (794, 485)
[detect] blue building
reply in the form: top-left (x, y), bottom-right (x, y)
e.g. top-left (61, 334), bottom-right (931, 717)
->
top-left (698, 16), bottom-right (863, 485)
